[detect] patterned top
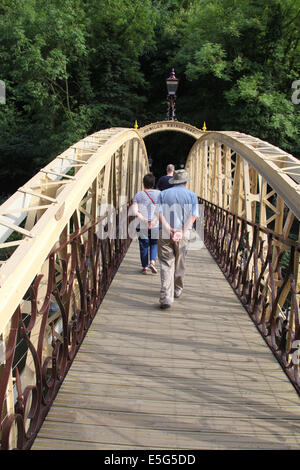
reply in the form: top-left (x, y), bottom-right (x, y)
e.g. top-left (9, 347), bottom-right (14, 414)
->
top-left (132, 189), bottom-right (161, 227)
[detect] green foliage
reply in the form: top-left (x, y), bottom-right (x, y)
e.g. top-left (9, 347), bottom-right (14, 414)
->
top-left (0, 0), bottom-right (157, 194)
top-left (172, 0), bottom-right (300, 154)
top-left (1, 0), bottom-right (300, 193)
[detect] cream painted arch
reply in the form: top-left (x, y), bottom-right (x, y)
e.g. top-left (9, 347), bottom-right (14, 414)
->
top-left (185, 130), bottom-right (300, 235)
top-left (138, 122), bottom-right (300, 232)
top-left (1, 122), bottom-right (300, 370)
top-left (185, 130), bottom-right (300, 367)
top-left (138, 120), bottom-right (203, 139)
top-left (0, 121), bottom-right (299, 450)
top-left (0, 126), bottom-right (151, 450)
top-left (0, 127), bottom-right (149, 334)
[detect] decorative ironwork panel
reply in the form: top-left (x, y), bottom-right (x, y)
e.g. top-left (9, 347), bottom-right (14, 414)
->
top-left (200, 197), bottom-right (300, 394)
top-left (0, 210), bottom-right (131, 449)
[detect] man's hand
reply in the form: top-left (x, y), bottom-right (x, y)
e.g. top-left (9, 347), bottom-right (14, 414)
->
top-left (171, 228), bottom-right (183, 242)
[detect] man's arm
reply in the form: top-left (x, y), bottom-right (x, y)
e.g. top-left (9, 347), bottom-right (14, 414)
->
top-left (182, 215), bottom-right (197, 234)
top-left (172, 195), bottom-right (198, 238)
top-left (181, 194), bottom-right (198, 234)
top-left (157, 212), bottom-right (172, 233)
top-left (154, 193), bottom-right (172, 236)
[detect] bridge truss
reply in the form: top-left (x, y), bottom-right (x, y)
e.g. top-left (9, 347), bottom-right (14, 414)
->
top-left (0, 121), bottom-right (299, 449)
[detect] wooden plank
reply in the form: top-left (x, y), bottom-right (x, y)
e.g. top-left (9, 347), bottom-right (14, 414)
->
top-left (37, 408), bottom-right (300, 436)
top-left (43, 401), bottom-right (300, 423)
top-left (32, 242), bottom-right (300, 450)
top-left (34, 421), bottom-right (300, 450)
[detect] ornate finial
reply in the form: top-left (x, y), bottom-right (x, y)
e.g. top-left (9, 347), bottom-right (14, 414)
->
top-left (134, 120), bottom-right (138, 129)
top-left (202, 121), bottom-right (207, 132)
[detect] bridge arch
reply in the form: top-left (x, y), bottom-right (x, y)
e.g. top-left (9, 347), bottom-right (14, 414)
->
top-left (0, 121), bottom-right (299, 450)
top-left (138, 120), bottom-right (202, 180)
top-left (0, 127), bottom-right (149, 331)
top-left (0, 126), bottom-right (150, 449)
top-left (185, 130), bottom-right (300, 233)
top-left (138, 120), bottom-right (203, 139)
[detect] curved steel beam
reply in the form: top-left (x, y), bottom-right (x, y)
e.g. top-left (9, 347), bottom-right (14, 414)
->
top-left (186, 130), bottom-right (300, 221)
top-left (0, 127), bottom-right (148, 334)
top-left (139, 120), bottom-right (203, 139)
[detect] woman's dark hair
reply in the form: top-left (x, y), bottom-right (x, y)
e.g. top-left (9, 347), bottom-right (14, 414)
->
top-left (143, 173), bottom-right (155, 189)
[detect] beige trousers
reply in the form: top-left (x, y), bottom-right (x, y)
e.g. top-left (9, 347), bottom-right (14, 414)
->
top-left (158, 235), bottom-right (189, 305)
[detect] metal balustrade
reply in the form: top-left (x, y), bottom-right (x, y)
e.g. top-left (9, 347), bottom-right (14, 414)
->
top-left (0, 121), bottom-right (299, 449)
top-left (200, 197), bottom-right (300, 393)
top-left (0, 208), bottom-right (132, 450)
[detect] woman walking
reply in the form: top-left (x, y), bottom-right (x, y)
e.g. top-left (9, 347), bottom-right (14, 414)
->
top-left (131, 174), bottom-right (160, 274)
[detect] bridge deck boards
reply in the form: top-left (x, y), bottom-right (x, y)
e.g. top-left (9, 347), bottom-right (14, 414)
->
top-left (32, 242), bottom-right (300, 450)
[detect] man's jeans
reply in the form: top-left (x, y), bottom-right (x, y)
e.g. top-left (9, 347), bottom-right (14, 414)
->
top-left (138, 229), bottom-right (158, 268)
top-left (158, 234), bottom-right (189, 305)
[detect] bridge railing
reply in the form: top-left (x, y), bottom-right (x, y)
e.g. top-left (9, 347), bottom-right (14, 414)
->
top-left (0, 127), bottom-right (148, 450)
top-left (200, 197), bottom-right (300, 392)
top-left (0, 206), bottom-right (135, 450)
top-left (1, 121), bottom-right (300, 449)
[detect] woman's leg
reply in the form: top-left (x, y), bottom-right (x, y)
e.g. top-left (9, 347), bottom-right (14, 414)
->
top-left (148, 229), bottom-right (158, 273)
top-left (138, 236), bottom-right (150, 268)
top-left (149, 229), bottom-right (158, 263)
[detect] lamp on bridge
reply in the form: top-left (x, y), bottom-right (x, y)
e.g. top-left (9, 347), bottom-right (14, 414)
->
top-left (166, 68), bottom-right (179, 121)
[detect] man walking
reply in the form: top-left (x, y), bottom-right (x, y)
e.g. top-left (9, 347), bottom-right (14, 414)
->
top-left (156, 164), bottom-right (175, 191)
top-left (154, 169), bottom-right (198, 309)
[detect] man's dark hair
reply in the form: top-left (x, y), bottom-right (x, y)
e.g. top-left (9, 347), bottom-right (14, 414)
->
top-left (143, 173), bottom-right (155, 189)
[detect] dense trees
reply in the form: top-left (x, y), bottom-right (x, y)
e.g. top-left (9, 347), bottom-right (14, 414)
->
top-left (1, 0), bottom-right (300, 195)
top-left (0, 0), bottom-right (157, 194)
top-left (172, 0), bottom-right (300, 152)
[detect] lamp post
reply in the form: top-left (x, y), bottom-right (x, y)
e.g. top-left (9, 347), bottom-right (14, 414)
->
top-left (166, 68), bottom-right (179, 121)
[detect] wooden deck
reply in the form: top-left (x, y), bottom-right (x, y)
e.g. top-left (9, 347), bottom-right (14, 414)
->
top-left (32, 241), bottom-right (300, 450)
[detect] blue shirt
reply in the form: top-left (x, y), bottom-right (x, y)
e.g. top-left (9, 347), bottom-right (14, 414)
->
top-left (155, 184), bottom-right (199, 229)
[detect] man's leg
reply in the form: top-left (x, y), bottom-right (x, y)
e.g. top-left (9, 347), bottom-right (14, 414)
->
top-left (174, 237), bottom-right (188, 297)
top-left (158, 238), bottom-right (175, 306)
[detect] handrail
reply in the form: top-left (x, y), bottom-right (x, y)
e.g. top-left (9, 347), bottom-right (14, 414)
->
top-left (0, 206), bottom-right (132, 449)
top-left (200, 196), bottom-right (300, 394)
top-left (1, 120), bottom-right (300, 449)
top-left (0, 126), bottom-right (149, 450)
top-left (0, 127), bottom-right (148, 335)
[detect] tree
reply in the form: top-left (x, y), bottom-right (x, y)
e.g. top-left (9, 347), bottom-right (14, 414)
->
top-left (0, 0), bottom-right (157, 194)
top-left (172, 0), bottom-right (300, 153)
top-left (1, 0), bottom-right (300, 197)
